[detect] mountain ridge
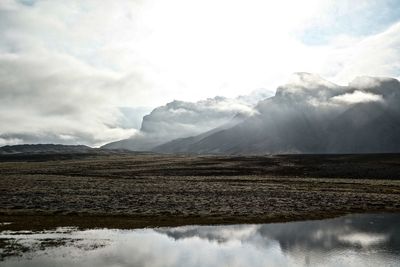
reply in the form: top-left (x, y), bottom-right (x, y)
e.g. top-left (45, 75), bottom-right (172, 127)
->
top-left (0, 144), bottom-right (93, 155)
top-left (153, 74), bottom-right (400, 154)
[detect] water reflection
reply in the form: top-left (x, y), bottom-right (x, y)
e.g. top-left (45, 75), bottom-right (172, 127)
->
top-left (1, 213), bottom-right (400, 267)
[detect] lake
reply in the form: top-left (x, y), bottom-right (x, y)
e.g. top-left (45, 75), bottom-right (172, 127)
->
top-left (1, 213), bottom-right (399, 267)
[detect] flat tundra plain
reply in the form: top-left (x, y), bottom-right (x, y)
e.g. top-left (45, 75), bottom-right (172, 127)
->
top-left (1, 153), bottom-right (400, 229)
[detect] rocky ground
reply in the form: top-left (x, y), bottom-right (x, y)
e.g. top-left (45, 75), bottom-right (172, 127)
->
top-left (0, 153), bottom-right (400, 230)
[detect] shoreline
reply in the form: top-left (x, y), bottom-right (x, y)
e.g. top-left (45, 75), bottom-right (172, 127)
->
top-left (2, 209), bottom-right (400, 231)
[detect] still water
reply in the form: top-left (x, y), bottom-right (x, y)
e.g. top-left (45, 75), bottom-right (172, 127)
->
top-left (1, 213), bottom-right (399, 267)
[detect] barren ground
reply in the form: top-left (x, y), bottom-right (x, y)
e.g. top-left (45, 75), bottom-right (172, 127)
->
top-left (1, 153), bottom-right (400, 230)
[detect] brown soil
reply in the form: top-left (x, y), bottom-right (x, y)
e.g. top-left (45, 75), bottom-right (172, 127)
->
top-left (1, 153), bottom-right (400, 230)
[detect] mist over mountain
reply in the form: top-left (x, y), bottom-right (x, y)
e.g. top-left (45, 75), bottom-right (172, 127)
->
top-left (154, 73), bottom-right (400, 154)
top-left (102, 89), bottom-right (274, 151)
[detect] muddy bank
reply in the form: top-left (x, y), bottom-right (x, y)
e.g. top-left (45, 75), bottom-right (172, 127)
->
top-left (1, 153), bottom-right (400, 230)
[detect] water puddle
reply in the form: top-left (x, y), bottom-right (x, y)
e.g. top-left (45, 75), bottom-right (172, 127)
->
top-left (1, 213), bottom-right (399, 266)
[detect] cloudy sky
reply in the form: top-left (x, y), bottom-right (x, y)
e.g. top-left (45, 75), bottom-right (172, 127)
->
top-left (1, 0), bottom-right (400, 146)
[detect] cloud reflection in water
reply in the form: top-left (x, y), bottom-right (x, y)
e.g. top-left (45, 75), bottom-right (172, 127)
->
top-left (1, 213), bottom-right (399, 267)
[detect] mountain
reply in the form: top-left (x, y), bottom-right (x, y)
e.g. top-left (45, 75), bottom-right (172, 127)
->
top-left (102, 90), bottom-right (274, 151)
top-left (0, 144), bottom-right (93, 155)
top-left (154, 73), bottom-right (400, 154)
top-left (153, 113), bottom-right (247, 153)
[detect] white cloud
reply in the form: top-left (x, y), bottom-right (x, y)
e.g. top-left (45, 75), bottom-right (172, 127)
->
top-left (104, 92), bottom-right (272, 150)
top-left (331, 90), bottom-right (384, 104)
top-left (0, 0), bottom-right (399, 146)
top-left (326, 22), bottom-right (400, 84)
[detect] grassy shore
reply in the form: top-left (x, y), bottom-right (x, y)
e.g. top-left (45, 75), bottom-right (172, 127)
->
top-left (1, 153), bottom-right (400, 230)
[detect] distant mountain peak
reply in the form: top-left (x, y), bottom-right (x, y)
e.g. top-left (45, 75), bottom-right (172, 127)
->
top-left (0, 144), bottom-right (93, 155)
top-left (104, 74), bottom-right (400, 154)
top-left (154, 74), bottom-right (400, 155)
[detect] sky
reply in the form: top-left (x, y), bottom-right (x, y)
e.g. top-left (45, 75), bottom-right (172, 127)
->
top-left (1, 0), bottom-right (400, 146)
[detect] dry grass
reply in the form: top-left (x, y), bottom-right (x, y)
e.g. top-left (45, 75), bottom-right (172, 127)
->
top-left (1, 153), bottom-right (400, 229)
